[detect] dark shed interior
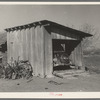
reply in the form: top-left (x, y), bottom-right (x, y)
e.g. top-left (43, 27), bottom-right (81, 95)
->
top-left (52, 39), bottom-right (80, 71)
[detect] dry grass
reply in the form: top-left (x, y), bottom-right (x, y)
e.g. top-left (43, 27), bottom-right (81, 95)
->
top-left (84, 55), bottom-right (100, 74)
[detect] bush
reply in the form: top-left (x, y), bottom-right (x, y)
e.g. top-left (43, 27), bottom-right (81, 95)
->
top-left (0, 57), bottom-right (33, 80)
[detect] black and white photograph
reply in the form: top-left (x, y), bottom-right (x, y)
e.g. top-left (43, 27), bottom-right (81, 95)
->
top-left (0, 2), bottom-right (100, 97)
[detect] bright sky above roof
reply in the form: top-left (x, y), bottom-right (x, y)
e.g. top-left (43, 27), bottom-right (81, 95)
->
top-left (0, 4), bottom-right (100, 33)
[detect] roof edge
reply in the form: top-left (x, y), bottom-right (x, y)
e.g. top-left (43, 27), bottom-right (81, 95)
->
top-left (5, 20), bottom-right (93, 37)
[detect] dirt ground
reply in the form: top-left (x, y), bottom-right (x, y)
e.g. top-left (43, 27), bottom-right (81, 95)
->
top-left (0, 73), bottom-right (100, 92)
top-left (0, 54), bottom-right (100, 92)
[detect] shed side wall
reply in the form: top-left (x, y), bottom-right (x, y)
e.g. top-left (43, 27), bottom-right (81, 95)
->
top-left (51, 27), bottom-right (81, 40)
top-left (69, 41), bottom-right (83, 68)
top-left (7, 26), bottom-right (45, 77)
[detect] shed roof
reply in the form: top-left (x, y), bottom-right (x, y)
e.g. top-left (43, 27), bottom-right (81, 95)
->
top-left (5, 20), bottom-right (92, 37)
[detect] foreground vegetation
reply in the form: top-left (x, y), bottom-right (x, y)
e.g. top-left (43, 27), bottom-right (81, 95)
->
top-left (84, 54), bottom-right (100, 74)
top-left (0, 56), bottom-right (33, 79)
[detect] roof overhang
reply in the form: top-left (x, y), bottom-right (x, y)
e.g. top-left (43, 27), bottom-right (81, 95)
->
top-left (5, 20), bottom-right (93, 38)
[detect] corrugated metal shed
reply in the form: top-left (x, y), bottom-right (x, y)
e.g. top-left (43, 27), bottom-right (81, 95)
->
top-left (5, 20), bottom-right (92, 78)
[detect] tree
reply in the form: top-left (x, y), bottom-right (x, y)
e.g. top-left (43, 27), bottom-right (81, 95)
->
top-left (79, 23), bottom-right (100, 52)
top-left (66, 23), bottom-right (100, 54)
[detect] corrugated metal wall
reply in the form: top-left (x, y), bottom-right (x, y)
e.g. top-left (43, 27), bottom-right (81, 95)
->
top-left (51, 26), bottom-right (80, 40)
top-left (7, 25), bottom-right (83, 78)
top-left (7, 25), bottom-right (45, 77)
top-left (69, 42), bottom-right (83, 68)
top-left (43, 26), bottom-right (53, 77)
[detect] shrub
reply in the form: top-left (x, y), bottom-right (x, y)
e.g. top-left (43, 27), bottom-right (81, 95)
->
top-left (0, 57), bottom-right (33, 80)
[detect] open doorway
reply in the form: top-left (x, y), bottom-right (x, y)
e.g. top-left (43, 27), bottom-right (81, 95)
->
top-left (52, 39), bottom-right (80, 72)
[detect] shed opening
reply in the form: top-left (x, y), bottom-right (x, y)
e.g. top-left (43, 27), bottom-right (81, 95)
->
top-left (52, 39), bottom-right (80, 71)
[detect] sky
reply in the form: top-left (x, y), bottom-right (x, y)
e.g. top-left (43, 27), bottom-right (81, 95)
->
top-left (0, 5), bottom-right (100, 32)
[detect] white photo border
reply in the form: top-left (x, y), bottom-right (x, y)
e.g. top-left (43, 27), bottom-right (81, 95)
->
top-left (0, 1), bottom-right (100, 98)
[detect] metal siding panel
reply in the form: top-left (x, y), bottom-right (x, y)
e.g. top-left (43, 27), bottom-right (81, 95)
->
top-left (26, 28), bottom-right (31, 61)
top-left (34, 27), bottom-right (38, 76)
top-left (36, 26), bottom-right (41, 76)
top-left (7, 32), bottom-right (10, 63)
top-left (70, 42), bottom-right (83, 69)
top-left (13, 31), bottom-right (17, 60)
top-left (22, 29), bottom-right (27, 60)
top-left (28, 28), bottom-right (32, 65)
top-left (10, 31), bottom-right (13, 60)
top-left (34, 25), bottom-right (44, 77)
top-left (40, 26), bottom-right (45, 77)
top-left (25, 28), bottom-right (29, 60)
top-left (51, 31), bottom-right (78, 40)
top-left (17, 30), bottom-right (22, 60)
top-left (20, 29), bottom-right (24, 60)
top-left (44, 26), bottom-right (53, 77)
top-left (31, 27), bottom-right (36, 76)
